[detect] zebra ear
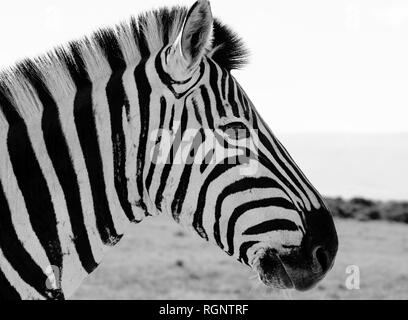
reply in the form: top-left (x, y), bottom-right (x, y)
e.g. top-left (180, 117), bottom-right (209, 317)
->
top-left (173, 0), bottom-right (213, 72)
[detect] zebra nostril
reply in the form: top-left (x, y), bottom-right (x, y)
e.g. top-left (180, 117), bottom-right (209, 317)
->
top-left (313, 246), bottom-right (329, 274)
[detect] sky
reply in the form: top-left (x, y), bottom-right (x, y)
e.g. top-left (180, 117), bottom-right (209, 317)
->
top-left (0, 0), bottom-right (407, 133)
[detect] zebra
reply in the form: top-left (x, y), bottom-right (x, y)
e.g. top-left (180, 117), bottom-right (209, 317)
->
top-left (0, 0), bottom-right (338, 300)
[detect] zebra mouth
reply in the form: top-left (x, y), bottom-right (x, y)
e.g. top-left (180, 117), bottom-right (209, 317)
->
top-left (254, 251), bottom-right (294, 289)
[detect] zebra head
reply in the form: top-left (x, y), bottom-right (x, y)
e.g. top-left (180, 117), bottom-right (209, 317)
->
top-left (145, 0), bottom-right (338, 291)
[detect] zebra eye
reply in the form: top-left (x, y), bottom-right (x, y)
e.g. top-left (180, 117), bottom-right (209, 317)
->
top-left (219, 122), bottom-right (250, 139)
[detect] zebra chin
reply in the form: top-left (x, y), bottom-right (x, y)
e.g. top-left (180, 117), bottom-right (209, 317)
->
top-left (253, 250), bottom-right (295, 289)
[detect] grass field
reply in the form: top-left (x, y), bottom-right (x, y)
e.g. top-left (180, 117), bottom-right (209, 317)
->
top-left (72, 216), bottom-right (408, 300)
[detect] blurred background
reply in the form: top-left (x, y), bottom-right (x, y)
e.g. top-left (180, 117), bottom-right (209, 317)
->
top-left (1, 0), bottom-right (407, 299)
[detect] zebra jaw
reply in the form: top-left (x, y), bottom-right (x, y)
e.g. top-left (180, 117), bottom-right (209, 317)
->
top-left (251, 249), bottom-right (294, 290)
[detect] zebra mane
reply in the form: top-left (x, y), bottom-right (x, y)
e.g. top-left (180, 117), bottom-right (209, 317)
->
top-left (0, 6), bottom-right (248, 128)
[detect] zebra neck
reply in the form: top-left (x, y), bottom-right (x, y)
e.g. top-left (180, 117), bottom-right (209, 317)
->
top-left (0, 46), bottom-right (171, 299)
